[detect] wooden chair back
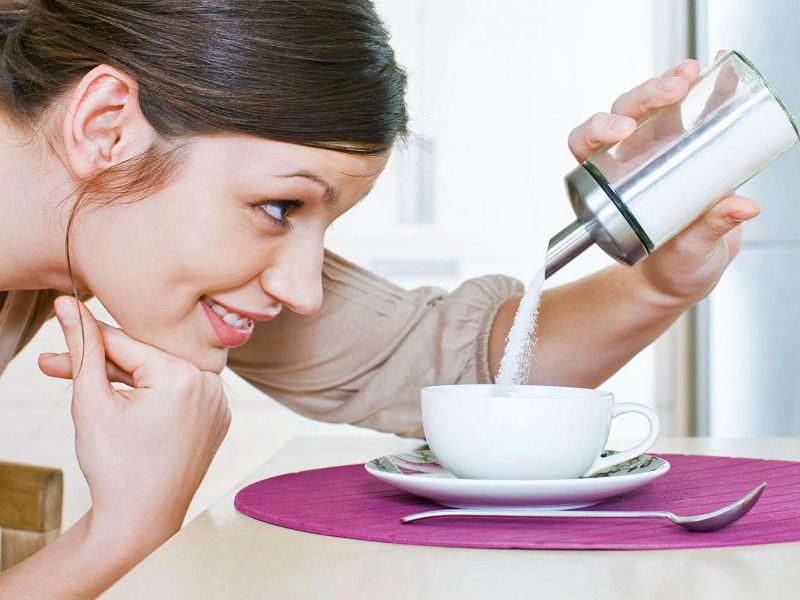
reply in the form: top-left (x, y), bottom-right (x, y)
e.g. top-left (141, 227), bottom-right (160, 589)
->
top-left (0, 461), bottom-right (63, 571)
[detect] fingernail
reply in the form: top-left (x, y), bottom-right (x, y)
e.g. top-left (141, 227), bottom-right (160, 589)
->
top-left (55, 298), bottom-right (78, 327)
top-left (39, 353), bottom-right (57, 359)
top-left (731, 211), bottom-right (755, 222)
top-left (676, 59), bottom-right (693, 73)
top-left (658, 77), bottom-right (683, 91)
top-left (610, 116), bottom-right (635, 133)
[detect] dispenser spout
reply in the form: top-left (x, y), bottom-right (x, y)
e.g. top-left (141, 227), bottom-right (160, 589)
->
top-left (545, 220), bottom-right (594, 279)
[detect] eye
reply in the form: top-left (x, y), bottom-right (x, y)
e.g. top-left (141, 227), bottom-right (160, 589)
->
top-left (258, 200), bottom-right (302, 228)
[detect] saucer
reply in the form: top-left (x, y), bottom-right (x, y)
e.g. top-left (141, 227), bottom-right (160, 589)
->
top-left (364, 450), bottom-right (670, 510)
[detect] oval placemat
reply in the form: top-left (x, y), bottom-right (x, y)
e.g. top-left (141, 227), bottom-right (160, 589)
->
top-left (234, 454), bottom-right (800, 550)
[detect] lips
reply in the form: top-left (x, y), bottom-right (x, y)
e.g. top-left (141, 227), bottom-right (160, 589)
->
top-left (203, 296), bottom-right (282, 322)
top-left (199, 295), bottom-right (281, 348)
top-left (201, 300), bottom-right (255, 348)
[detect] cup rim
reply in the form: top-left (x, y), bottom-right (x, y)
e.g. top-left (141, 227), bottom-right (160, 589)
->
top-left (421, 383), bottom-right (613, 401)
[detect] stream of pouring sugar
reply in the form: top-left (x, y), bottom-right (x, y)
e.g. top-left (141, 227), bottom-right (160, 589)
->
top-left (495, 260), bottom-right (546, 388)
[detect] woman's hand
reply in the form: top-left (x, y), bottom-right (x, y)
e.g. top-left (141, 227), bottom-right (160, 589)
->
top-left (40, 297), bottom-right (231, 544)
top-left (566, 56), bottom-right (761, 307)
top-left (0, 298), bottom-right (230, 599)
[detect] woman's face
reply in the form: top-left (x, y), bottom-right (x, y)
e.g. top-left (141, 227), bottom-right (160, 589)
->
top-left (71, 136), bottom-right (386, 372)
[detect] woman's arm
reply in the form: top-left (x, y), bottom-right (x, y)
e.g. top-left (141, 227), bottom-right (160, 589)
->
top-left (489, 56), bottom-right (761, 387)
top-left (11, 299), bottom-right (231, 597)
top-left (0, 510), bottom-right (178, 599)
top-left (489, 264), bottom-right (689, 387)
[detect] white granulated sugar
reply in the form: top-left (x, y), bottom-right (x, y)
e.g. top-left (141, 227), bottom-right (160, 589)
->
top-left (495, 260), bottom-right (546, 387)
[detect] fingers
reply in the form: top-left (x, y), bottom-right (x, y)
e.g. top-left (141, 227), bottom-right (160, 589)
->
top-left (48, 307), bottom-right (202, 391)
top-left (93, 322), bottom-right (179, 387)
top-left (697, 195), bottom-right (761, 245)
top-left (38, 352), bottom-right (135, 387)
top-left (569, 59), bottom-right (701, 162)
top-left (723, 223), bottom-right (745, 262)
top-left (698, 50), bottom-right (737, 121)
top-left (568, 112), bottom-right (635, 161)
top-left (53, 297), bottom-right (111, 400)
top-left (610, 75), bottom-right (690, 120)
top-left (661, 58), bottom-right (701, 80)
top-left (209, 375), bottom-right (232, 451)
top-left (609, 59), bottom-right (698, 119)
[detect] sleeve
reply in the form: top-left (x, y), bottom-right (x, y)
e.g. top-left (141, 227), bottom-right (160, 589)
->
top-left (226, 251), bottom-right (524, 438)
top-left (0, 289), bottom-right (59, 369)
top-left (0, 290), bottom-right (96, 374)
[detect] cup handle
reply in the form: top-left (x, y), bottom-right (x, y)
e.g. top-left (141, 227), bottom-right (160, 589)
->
top-left (581, 403), bottom-right (660, 478)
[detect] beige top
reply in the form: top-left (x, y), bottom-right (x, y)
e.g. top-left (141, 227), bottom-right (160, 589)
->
top-left (0, 251), bottom-right (522, 437)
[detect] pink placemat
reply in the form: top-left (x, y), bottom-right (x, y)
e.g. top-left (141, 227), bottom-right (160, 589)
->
top-left (234, 454), bottom-right (800, 550)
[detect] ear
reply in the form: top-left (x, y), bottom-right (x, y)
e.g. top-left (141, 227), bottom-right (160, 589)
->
top-left (61, 64), bottom-right (153, 179)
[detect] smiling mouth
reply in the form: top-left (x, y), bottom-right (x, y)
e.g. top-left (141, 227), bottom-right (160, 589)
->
top-left (201, 296), bottom-right (254, 330)
top-left (200, 296), bottom-right (256, 349)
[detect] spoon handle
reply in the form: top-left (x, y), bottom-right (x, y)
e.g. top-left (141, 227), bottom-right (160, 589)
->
top-left (401, 508), bottom-right (672, 524)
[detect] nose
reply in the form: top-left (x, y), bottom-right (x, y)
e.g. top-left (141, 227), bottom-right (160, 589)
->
top-left (259, 237), bottom-right (324, 316)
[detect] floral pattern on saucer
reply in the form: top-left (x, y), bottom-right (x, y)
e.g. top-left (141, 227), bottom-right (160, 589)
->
top-left (365, 449), bottom-right (671, 509)
top-left (371, 450), bottom-right (454, 478)
top-left (593, 450), bottom-right (662, 477)
top-left (369, 449), bottom-right (666, 479)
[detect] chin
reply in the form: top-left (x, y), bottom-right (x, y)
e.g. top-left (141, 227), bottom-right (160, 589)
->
top-left (176, 346), bottom-right (229, 374)
top-left (136, 330), bottom-right (229, 373)
top-left (201, 350), bottom-right (229, 374)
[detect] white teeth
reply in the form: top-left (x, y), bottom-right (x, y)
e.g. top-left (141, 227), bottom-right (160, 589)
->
top-left (203, 296), bottom-right (250, 330)
top-left (222, 312), bottom-right (239, 325)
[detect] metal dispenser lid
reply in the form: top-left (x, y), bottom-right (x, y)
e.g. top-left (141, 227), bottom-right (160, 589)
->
top-left (565, 164), bottom-right (650, 267)
top-left (545, 164), bottom-right (651, 280)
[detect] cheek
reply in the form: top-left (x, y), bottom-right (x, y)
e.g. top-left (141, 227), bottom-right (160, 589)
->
top-left (124, 203), bottom-right (266, 291)
top-left (166, 206), bottom-right (272, 285)
top-left (180, 238), bottom-right (275, 294)
top-left (75, 190), bottom-right (274, 333)
top-left (72, 209), bottom-right (207, 326)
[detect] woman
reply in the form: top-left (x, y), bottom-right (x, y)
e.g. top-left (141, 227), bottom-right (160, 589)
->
top-left (0, 1), bottom-right (757, 597)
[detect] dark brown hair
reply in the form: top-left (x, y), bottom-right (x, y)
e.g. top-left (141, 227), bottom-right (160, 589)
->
top-left (0, 0), bottom-right (407, 253)
top-left (0, 0), bottom-right (407, 362)
top-left (0, 0), bottom-right (407, 152)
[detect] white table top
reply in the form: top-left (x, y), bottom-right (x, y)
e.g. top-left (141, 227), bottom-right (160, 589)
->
top-left (103, 436), bottom-right (800, 599)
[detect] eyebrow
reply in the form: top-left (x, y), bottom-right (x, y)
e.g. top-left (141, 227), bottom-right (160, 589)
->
top-left (276, 171), bottom-right (339, 206)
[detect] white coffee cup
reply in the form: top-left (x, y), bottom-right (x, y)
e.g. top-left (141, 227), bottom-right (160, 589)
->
top-left (421, 384), bottom-right (660, 480)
